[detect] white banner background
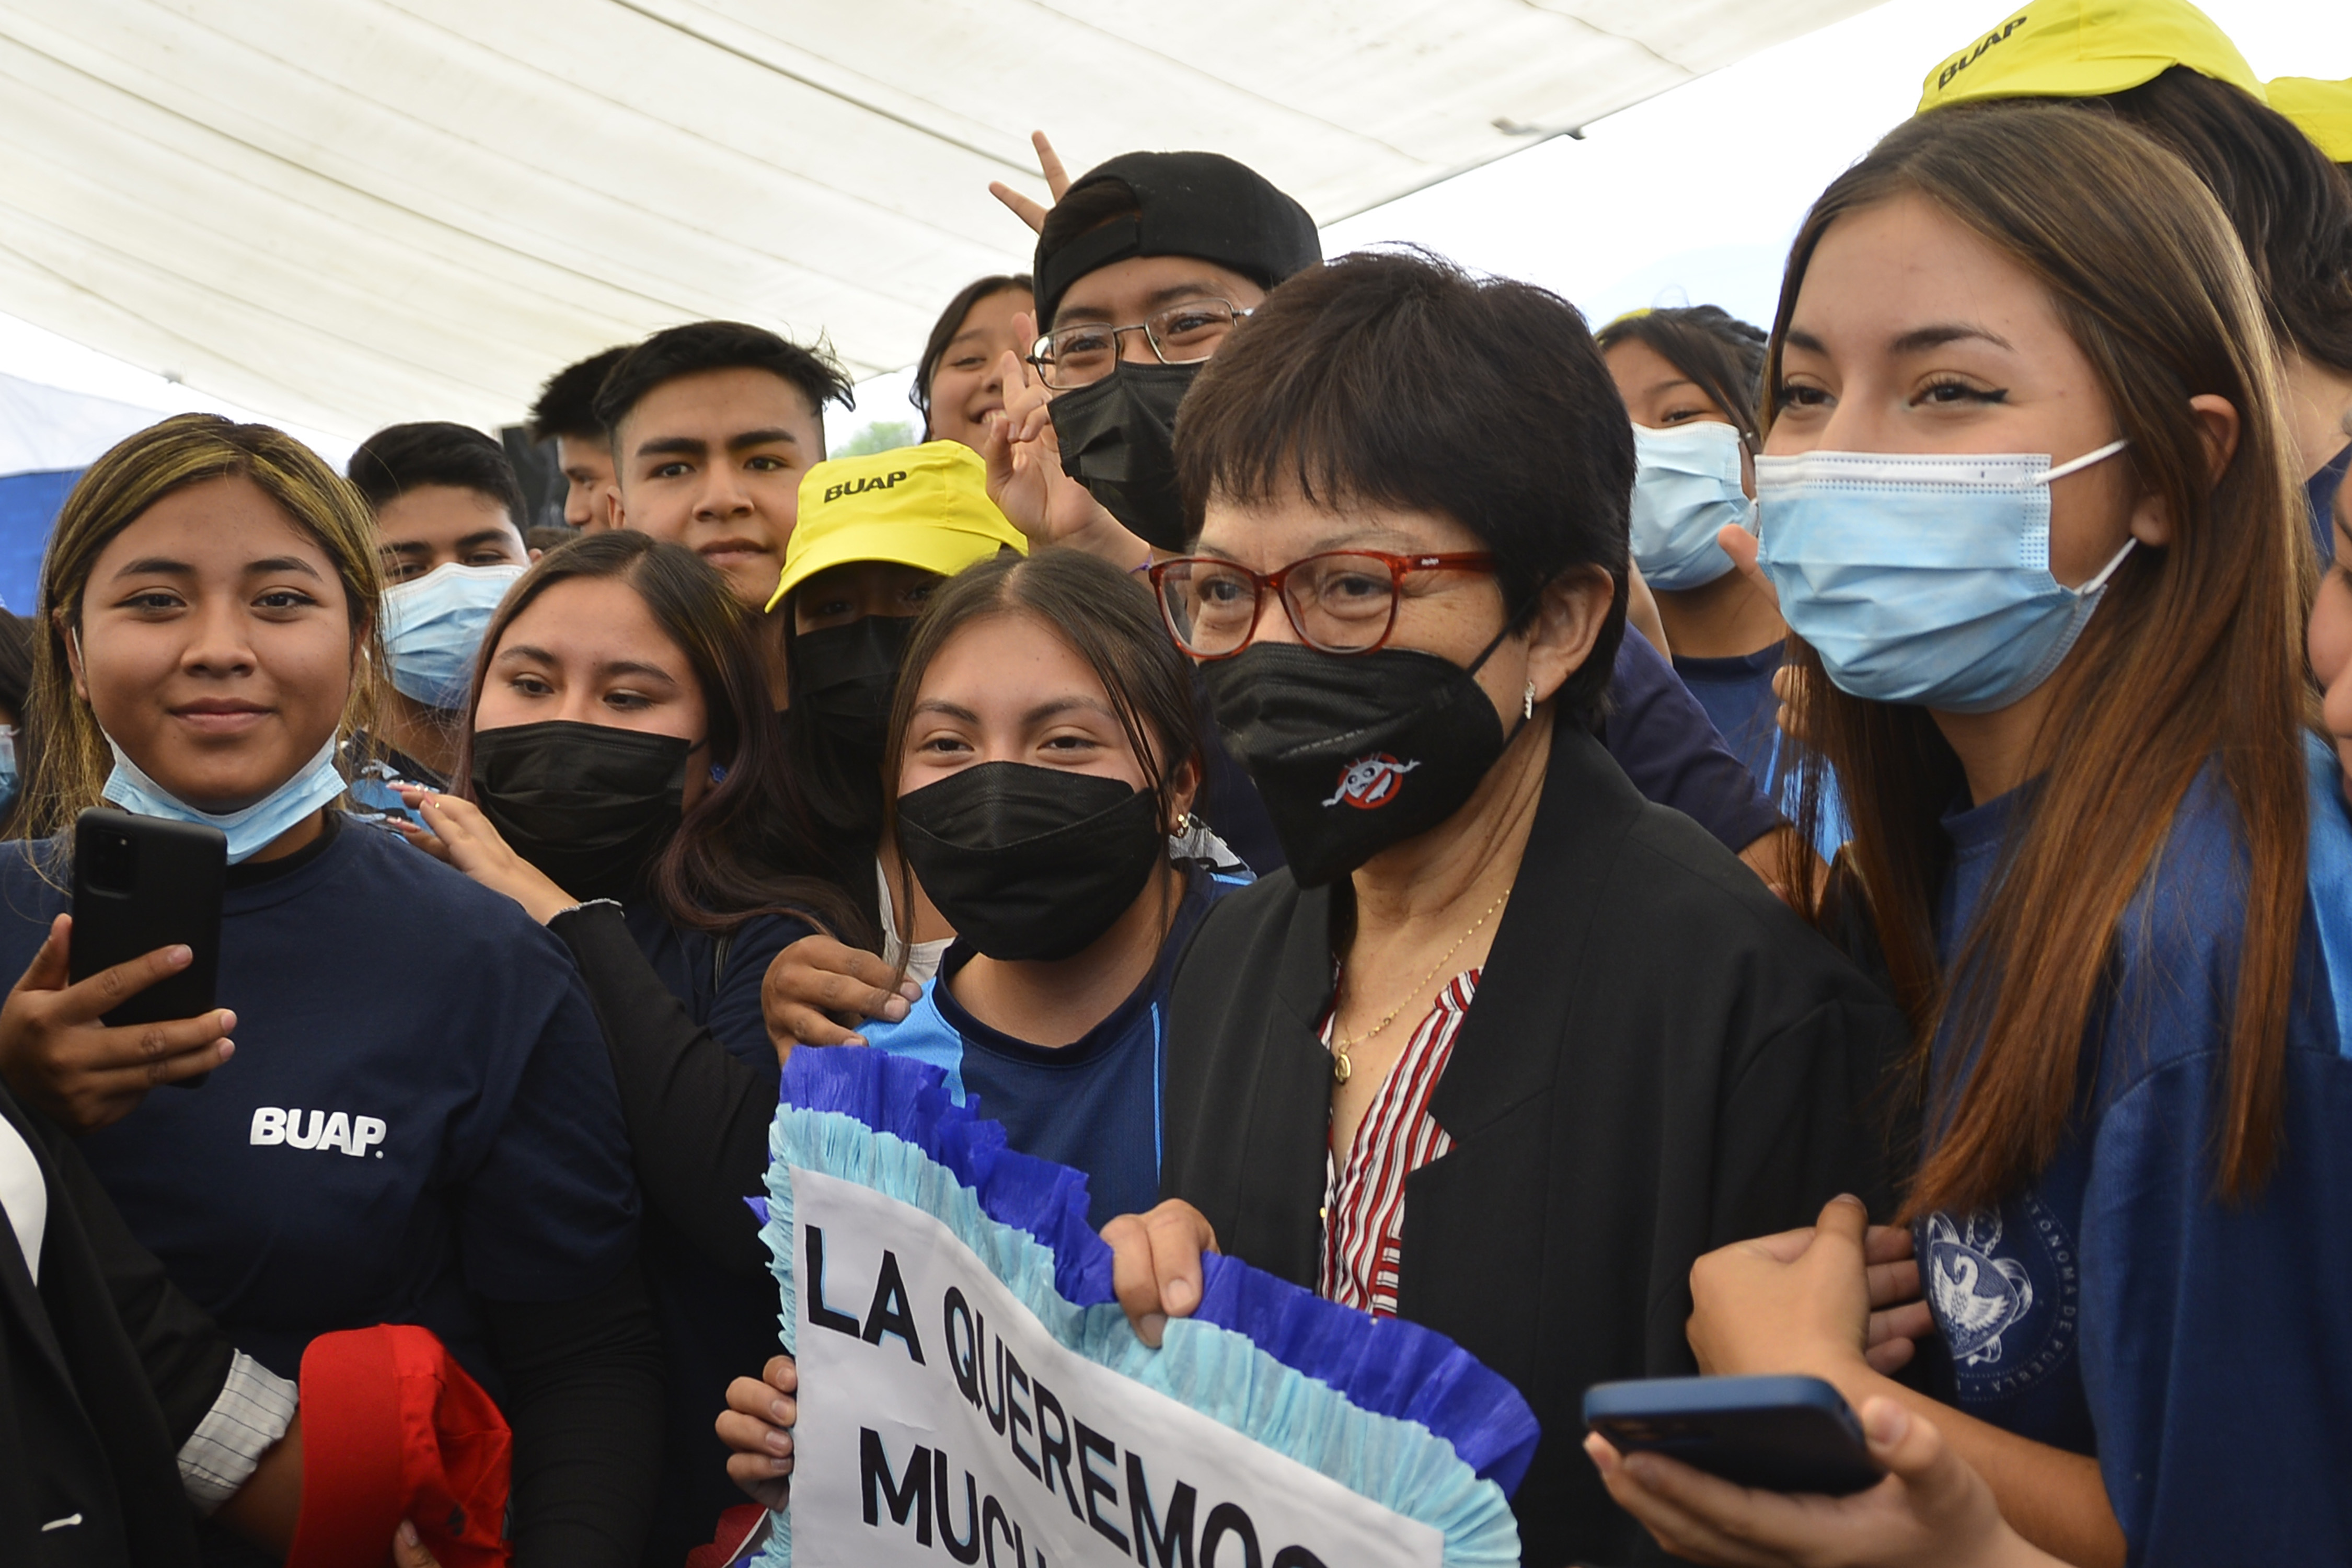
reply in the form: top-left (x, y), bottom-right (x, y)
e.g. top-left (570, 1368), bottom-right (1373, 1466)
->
top-left (788, 1168), bottom-right (1444, 1568)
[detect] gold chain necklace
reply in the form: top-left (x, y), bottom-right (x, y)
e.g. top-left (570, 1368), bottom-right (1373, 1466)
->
top-left (1330, 889), bottom-right (1509, 1085)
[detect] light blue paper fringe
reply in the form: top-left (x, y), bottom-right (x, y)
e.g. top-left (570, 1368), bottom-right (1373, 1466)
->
top-left (753, 1048), bottom-right (1532, 1568)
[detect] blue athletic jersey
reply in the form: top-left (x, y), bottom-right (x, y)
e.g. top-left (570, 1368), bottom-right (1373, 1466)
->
top-left (0, 815), bottom-right (641, 1393)
top-left (861, 866), bottom-right (1243, 1231)
top-left (1915, 741), bottom-right (2352, 1563)
top-left (1673, 643), bottom-right (1848, 858)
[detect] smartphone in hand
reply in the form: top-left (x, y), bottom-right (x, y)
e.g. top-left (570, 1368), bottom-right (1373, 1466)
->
top-left (1584, 1374), bottom-right (1883, 1496)
top-left (70, 809), bottom-right (227, 1085)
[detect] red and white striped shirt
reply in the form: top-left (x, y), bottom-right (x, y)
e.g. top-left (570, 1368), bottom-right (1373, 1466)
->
top-left (1319, 969), bottom-right (1479, 1317)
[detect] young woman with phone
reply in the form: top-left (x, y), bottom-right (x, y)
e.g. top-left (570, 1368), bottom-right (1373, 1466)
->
top-left (1614, 106), bottom-right (2351, 1568)
top-left (393, 528), bottom-right (866, 1565)
top-left (0, 414), bottom-right (660, 1568)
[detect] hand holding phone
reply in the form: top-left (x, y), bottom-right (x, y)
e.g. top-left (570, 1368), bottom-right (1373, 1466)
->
top-left (1587, 1393), bottom-right (2050, 1568)
top-left (1584, 1374), bottom-right (1883, 1495)
top-left (0, 914), bottom-right (238, 1130)
top-left (0, 811), bottom-right (235, 1131)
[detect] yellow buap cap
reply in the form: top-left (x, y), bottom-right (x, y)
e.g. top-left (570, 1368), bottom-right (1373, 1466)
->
top-left (1918, 0), bottom-right (2263, 116)
top-left (2268, 76), bottom-right (2352, 163)
top-left (768, 440), bottom-right (1028, 612)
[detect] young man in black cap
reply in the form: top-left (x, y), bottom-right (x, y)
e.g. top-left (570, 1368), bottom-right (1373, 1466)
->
top-left (981, 147), bottom-right (1320, 564)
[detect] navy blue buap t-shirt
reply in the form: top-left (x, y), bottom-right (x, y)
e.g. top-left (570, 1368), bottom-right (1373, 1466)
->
top-left (0, 813), bottom-right (641, 1392)
top-left (1915, 752), bottom-right (2352, 1564)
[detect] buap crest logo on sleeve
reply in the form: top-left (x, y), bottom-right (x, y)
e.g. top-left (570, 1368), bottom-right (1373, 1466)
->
top-left (1920, 1196), bottom-right (2079, 1401)
top-left (1323, 754), bottom-right (1420, 810)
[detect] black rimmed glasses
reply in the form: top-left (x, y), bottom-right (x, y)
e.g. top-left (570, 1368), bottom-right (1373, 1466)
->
top-left (1149, 551), bottom-right (1497, 660)
top-left (1027, 298), bottom-right (1250, 389)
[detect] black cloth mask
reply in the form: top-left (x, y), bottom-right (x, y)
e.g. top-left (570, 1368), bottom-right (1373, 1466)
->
top-left (470, 720), bottom-right (690, 903)
top-left (1201, 637), bottom-right (1520, 887)
top-left (1048, 361), bottom-right (1198, 554)
top-left (794, 615), bottom-right (915, 762)
top-left (895, 762), bottom-right (1166, 962)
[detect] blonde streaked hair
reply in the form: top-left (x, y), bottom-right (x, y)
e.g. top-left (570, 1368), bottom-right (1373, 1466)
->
top-left (23, 413), bottom-right (387, 839)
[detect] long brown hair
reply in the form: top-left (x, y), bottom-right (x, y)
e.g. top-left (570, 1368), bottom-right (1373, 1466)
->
top-left (23, 414), bottom-right (387, 841)
top-left (1771, 105), bottom-right (2311, 1216)
top-left (453, 530), bottom-right (870, 946)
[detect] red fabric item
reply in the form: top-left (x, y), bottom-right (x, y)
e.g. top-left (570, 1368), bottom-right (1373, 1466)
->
top-left (287, 1324), bottom-right (513, 1568)
top-left (684, 1504), bottom-right (770, 1568)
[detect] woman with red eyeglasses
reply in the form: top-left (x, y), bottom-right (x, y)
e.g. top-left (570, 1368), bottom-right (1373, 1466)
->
top-left (1095, 250), bottom-right (1912, 1568)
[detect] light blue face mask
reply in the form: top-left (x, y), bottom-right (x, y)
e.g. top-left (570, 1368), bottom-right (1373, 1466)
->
top-left (380, 561), bottom-right (525, 710)
top-left (0, 727), bottom-right (17, 815)
top-left (1630, 421), bottom-right (1751, 591)
top-left (102, 737), bottom-right (349, 863)
top-left (1756, 438), bottom-right (2134, 714)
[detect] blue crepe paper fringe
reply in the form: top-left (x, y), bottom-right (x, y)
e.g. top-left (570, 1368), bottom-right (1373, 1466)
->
top-left (752, 1046), bottom-right (1537, 1568)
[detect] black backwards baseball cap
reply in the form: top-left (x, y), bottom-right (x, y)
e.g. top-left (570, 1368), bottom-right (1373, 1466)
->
top-left (1033, 152), bottom-right (1323, 330)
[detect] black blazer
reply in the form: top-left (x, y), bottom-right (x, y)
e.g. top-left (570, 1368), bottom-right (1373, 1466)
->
top-left (0, 1083), bottom-right (229, 1567)
top-left (1160, 720), bottom-right (1906, 1567)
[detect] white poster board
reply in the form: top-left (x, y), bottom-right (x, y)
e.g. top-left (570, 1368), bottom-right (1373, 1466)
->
top-left (787, 1168), bottom-right (1447, 1568)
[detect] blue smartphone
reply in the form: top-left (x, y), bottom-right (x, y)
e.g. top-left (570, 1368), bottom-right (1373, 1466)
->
top-left (1583, 1374), bottom-right (1882, 1496)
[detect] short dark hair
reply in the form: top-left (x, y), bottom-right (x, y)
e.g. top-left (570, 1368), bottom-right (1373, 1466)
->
top-left (592, 321), bottom-right (855, 447)
top-left (1594, 305), bottom-right (1769, 445)
top-left (2081, 67), bottom-right (2352, 374)
top-left (527, 347), bottom-right (630, 444)
top-left (1176, 248), bottom-right (1632, 723)
top-left (347, 421), bottom-right (526, 527)
top-left (910, 274), bottom-right (1032, 429)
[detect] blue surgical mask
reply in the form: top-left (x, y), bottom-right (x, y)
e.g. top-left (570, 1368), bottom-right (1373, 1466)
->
top-left (102, 737), bottom-right (349, 863)
top-left (1630, 421), bottom-right (1750, 590)
top-left (1756, 439), bottom-right (2133, 714)
top-left (0, 727), bottom-right (17, 814)
top-left (380, 562), bottom-right (525, 710)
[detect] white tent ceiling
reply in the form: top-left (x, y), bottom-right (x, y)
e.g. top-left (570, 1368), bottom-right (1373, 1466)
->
top-left (0, 0), bottom-right (1881, 442)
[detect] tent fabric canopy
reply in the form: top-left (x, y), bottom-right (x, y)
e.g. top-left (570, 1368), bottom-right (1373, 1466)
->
top-left (0, 0), bottom-right (1877, 442)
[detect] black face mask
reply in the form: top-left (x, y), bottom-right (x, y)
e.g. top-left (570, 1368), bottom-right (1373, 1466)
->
top-left (470, 720), bottom-right (691, 903)
top-left (1047, 360), bottom-right (1200, 554)
top-left (794, 615), bottom-right (915, 762)
top-left (895, 762), bottom-right (1166, 962)
top-left (1201, 638), bottom-right (1520, 887)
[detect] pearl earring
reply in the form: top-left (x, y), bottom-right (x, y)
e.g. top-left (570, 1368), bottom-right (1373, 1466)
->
top-left (1523, 680), bottom-right (1536, 720)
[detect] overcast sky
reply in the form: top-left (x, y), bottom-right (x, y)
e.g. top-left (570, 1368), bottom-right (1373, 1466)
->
top-left (4, 0), bottom-right (2348, 463)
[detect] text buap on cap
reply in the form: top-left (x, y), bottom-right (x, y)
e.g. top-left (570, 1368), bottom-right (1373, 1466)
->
top-left (1915, 0), bottom-right (2264, 114)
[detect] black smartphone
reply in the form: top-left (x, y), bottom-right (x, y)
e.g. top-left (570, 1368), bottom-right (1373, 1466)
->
top-left (69, 808), bottom-right (227, 1086)
top-left (1583, 1374), bottom-right (1883, 1496)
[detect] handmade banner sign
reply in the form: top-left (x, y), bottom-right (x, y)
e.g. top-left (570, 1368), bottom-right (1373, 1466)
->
top-left (751, 1047), bottom-right (1539, 1568)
